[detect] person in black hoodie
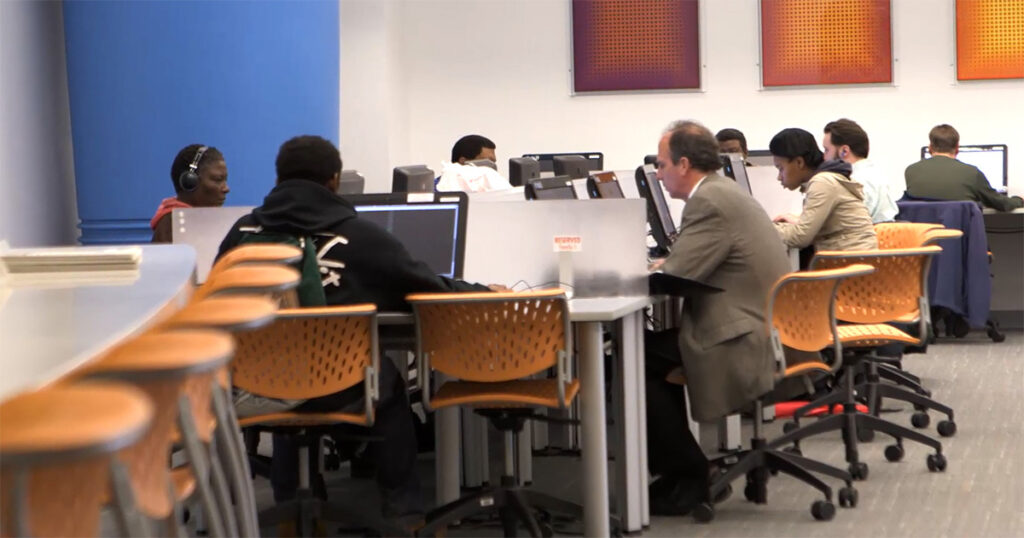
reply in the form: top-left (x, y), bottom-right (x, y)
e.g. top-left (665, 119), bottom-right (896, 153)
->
top-left (217, 135), bottom-right (499, 522)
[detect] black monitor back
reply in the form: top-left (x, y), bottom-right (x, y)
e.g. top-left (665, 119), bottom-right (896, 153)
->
top-left (643, 154), bottom-right (657, 166)
top-left (586, 171), bottom-right (625, 199)
top-left (552, 155), bottom-right (591, 179)
top-left (747, 149), bottom-right (774, 167)
top-left (635, 164), bottom-right (676, 256)
top-left (338, 170), bottom-right (365, 195)
top-left (522, 152), bottom-right (603, 173)
top-left (719, 154), bottom-right (752, 195)
top-left (345, 191), bottom-right (468, 279)
top-left (524, 175), bottom-right (578, 200)
top-left (392, 165), bottom-right (436, 193)
top-left (508, 157), bottom-right (541, 187)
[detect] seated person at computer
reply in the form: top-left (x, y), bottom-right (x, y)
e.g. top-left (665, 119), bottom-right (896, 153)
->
top-left (715, 127), bottom-right (750, 165)
top-left (437, 134), bottom-right (512, 192)
top-left (646, 121), bottom-right (790, 515)
top-left (150, 144), bottom-right (229, 243)
top-left (217, 135), bottom-right (504, 522)
top-left (770, 128), bottom-right (877, 255)
top-left (905, 124), bottom-right (1023, 212)
top-left (823, 118), bottom-right (899, 223)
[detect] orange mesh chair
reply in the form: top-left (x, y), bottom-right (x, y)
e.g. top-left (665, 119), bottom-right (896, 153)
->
top-left (230, 305), bottom-right (397, 536)
top-left (192, 263), bottom-right (301, 304)
top-left (771, 248), bottom-right (950, 478)
top-left (0, 383), bottom-right (153, 537)
top-left (873, 222), bottom-right (942, 250)
top-left (77, 329), bottom-right (235, 537)
top-left (693, 265), bottom-right (873, 523)
top-left (407, 289), bottom-right (584, 537)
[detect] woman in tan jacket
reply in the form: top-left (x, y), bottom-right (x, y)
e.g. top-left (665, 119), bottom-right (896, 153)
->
top-left (769, 128), bottom-right (877, 253)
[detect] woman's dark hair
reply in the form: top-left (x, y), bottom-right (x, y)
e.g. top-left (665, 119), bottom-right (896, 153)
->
top-left (769, 128), bottom-right (823, 169)
top-left (275, 135), bottom-right (342, 185)
top-left (170, 144), bottom-right (223, 192)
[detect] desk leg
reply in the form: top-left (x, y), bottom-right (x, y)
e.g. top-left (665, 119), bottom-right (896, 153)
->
top-left (613, 313), bottom-right (646, 532)
top-left (634, 311), bottom-right (650, 527)
top-left (435, 402), bottom-right (461, 506)
top-left (578, 321), bottom-right (611, 538)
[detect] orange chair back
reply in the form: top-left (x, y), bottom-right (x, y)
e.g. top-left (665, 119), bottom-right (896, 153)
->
top-left (810, 247), bottom-right (941, 324)
top-left (768, 265), bottom-right (875, 355)
top-left (874, 222), bottom-right (941, 249)
top-left (231, 305), bottom-right (378, 400)
top-left (407, 289), bottom-right (570, 382)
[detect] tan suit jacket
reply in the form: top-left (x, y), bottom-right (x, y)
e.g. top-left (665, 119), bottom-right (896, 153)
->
top-left (661, 174), bottom-right (791, 422)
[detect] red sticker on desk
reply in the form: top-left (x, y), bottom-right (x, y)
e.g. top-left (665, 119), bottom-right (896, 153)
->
top-left (553, 235), bottom-right (583, 252)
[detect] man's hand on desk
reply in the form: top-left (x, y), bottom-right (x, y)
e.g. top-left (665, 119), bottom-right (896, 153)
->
top-left (648, 258), bottom-right (666, 272)
top-left (773, 213), bottom-right (799, 224)
top-left (487, 284), bottom-right (511, 292)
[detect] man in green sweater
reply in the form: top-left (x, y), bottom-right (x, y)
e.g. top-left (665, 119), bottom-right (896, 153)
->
top-left (905, 124), bottom-right (1023, 212)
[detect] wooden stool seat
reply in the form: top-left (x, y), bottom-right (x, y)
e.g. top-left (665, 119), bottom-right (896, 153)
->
top-left (194, 264), bottom-right (300, 302)
top-left (163, 296), bottom-right (277, 332)
top-left (209, 244), bottom-right (302, 281)
top-left (0, 383), bottom-right (153, 538)
top-left (85, 330), bottom-right (234, 378)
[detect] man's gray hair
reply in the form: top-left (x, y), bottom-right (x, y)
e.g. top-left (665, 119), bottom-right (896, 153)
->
top-left (662, 120), bottom-right (721, 171)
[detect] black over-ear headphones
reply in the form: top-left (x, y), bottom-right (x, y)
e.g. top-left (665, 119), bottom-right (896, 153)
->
top-left (177, 145), bottom-right (209, 192)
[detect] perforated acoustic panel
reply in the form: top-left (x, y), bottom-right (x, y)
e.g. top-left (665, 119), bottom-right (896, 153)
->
top-left (760, 0), bottom-right (892, 87)
top-left (957, 0), bottom-right (1024, 81)
top-left (572, 0), bottom-right (699, 92)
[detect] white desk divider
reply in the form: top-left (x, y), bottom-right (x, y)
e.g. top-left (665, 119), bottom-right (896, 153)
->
top-left (748, 164), bottom-right (803, 218)
top-left (172, 206), bottom-right (254, 283)
top-left (463, 198), bottom-right (648, 297)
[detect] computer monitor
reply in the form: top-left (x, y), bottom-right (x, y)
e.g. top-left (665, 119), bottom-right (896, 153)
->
top-left (522, 152), bottom-right (604, 173)
top-left (508, 157), bottom-right (540, 187)
top-left (552, 155), bottom-right (592, 179)
top-left (747, 149), bottom-right (775, 167)
top-left (467, 159), bottom-right (497, 171)
top-left (586, 171), bottom-right (625, 199)
top-left (524, 176), bottom-right (577, 200)
top-left (338, 170), bottom-right (365, 195)
top-left (392, 165), bottom-right (436, 193)
top-left (920, 144), bottom-right (1008, 189)
top-left (346, 192), bottom-right (468, 279)
top-left (644, 154), bottom-right (658, 166)
top-left (634, 164), bottom-right (676, 256)
top-left (719, 153), bottom-right (752, 195)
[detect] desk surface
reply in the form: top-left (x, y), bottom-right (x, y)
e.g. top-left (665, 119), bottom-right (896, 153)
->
top-left (0, 245), bottom-right (196, 401)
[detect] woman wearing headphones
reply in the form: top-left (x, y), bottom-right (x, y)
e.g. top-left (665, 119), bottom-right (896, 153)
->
top-left (769, 128), bottom-right (876, 266)
top-left (150, 144), bottom-right (230, 242)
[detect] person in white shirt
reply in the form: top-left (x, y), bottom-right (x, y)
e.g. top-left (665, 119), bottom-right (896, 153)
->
top-left (436, 134), bottom-right (512, 192)
top-left (822, 119), bottom-right (900, 223)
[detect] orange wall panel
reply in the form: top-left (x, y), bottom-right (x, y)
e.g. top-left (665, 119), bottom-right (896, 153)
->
top-left (957, 0), bottom-right (1024, 81)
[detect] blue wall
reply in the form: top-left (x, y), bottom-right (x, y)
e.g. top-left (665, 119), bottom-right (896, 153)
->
top-left (63, 0), bottom-right (339, 244)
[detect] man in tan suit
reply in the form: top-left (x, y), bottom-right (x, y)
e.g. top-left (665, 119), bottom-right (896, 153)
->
top-left (646, 121), bottom-right (791, 515)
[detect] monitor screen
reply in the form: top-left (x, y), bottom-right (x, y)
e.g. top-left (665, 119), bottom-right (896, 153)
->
top-left (349, 192), bottom-right (467, 279)
top-left (921, 145), bottom-right (1008, 189)
top-left (587, 171), bottom-right (625, 199)
top-left (525, 176), bottom-right (577, 200)
top-left (634, 164), bottom-right (676, 254)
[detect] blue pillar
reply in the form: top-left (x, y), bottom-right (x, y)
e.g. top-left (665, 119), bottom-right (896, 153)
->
top-left (63, 0), bottom-right (339, 244)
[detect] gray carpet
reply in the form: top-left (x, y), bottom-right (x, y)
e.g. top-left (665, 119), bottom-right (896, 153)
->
top-left (250, 330), bottom-right (1024, 537)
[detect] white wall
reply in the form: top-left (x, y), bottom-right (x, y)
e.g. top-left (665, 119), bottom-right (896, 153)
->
top-left (0, 0), bottom-right (78, 247)
top-left (341, 0), bottom-right (1024, 196)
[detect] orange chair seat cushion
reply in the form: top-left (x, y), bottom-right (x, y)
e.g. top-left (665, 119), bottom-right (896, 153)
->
top-left (783, 361), bottom-right (832, 378)
top-left (170, 465), bottom-right (197, 501)
top-left (237, 411), bottom-right (370, 428)
top-left (665, 367), bottom-right (686, 386)
top-left (837, 324), bottom-right (919, 347)
top-left (430, 378), bottom-right (580, 410)
top-left (774, 401), bottom-right (869, 418)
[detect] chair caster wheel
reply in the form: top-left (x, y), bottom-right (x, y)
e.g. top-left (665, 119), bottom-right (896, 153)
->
top-left (838, 486), bottom-right (858, 508)
top-left (927, 453), bottom-right (947, 472)
top-left (782, 421), bottom-right (799, 434)
top-left (692, 503), bottom-right (715, 523)
top-left (711, 483), bottom-right (733, 505)
top-left (857, 428), bottom-right (875, 443)
top-left (849, 462), bottom-right (869, 480)
top-left (744, 482), bottom-right (757, 502)
top-left (911, 412), bottom-right (930, 428)
top-left (811, 500), bottom-right (836, 521)
top-left (884, 444), bottom-right (905, 462)
top-left (937, 420), bottom-right (957, 437)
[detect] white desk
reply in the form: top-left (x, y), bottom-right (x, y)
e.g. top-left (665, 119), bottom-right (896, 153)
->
top-left (434, 295), bottom-right (652, 536)
top-left (0, 245), bottom-right (196, 401)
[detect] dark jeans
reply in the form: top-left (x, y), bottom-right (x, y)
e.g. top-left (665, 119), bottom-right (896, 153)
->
top-left (270, 357), bottom-right (423, 516)
top-left (644, 329), bottom-right (709, 483)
